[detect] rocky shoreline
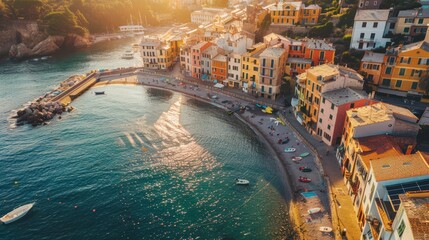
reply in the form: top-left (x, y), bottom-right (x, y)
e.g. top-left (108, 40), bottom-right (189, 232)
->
top-left (0, 20), bottom-right (90, 60)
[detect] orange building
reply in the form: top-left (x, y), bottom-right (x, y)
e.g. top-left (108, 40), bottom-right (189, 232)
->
top-left (211, 54), bottom-right (228, 82)
top-left (285, 38), bottom-right (335, 76)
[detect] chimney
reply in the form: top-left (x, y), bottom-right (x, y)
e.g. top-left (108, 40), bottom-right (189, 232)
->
top-left (425, 24), bottom-right (429, 43)
top-left (405, 144), bottom-right (414, 155)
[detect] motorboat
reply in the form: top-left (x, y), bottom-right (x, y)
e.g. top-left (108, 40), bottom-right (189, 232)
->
top-left (235, 178), bottom-right (249, 185)
top-left (308, 207), bottom-right (321, 214)
top-left (299, 166), bottom-right (312, 172)
top-left (1, 203), bottom-right (34, 224)
top-left (282, 138), bottom-right (290, 144)
top-left (121, 50), bottom-right (134, 59)
top-left (300, 152), bottom-right (310, 157)
top-left (94, 91), bottom-right (105, 95)
top-left (319, 226), bottom-right (333, 233)
top-left (298, 176), bottom-right (311, 183)
top-left (292, 157), bottom-right (303, 162)
top-left (276, 117), bottom-right (285, 126)
top-left (284, 148), bottom-right (296, 153)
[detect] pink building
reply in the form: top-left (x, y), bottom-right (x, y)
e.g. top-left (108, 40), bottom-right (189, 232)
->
top-left (317, 88), bottom-right (368, 146)
top-left (191, 41), bottom-right (212, 79)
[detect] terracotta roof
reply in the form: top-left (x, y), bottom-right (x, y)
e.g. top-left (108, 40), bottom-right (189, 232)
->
top-left (370, 151), bottom-right (429, 182)
top-left (399, 191), bottom-right (429, 240)
top-left (356, 135), bottom-right (417, 169)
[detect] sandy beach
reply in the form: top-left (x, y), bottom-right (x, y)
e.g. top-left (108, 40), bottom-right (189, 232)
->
top-left (93, 73), bottom-right (335, 239)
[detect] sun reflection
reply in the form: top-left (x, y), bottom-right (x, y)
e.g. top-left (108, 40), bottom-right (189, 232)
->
top-left (144, 97), bottom-right (220, 181)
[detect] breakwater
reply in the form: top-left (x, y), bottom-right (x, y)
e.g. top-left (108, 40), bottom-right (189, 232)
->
top-left (12, 67), bottom-right (138, 126)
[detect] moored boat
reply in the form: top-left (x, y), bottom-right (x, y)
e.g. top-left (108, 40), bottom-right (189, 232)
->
top-left (235, 178), bottom-right (249, 185)
top-left (308, 207), bottom-right (321, 214)
top-left (300, 152), bottom-right (310, 157)
top-left (284, 148), bottom-right (296, 153)
top-left (298, 176), bottom-right (311, 183)
top-left (292, 157), bottom-right (303, 161)
top-left (0, 203), bottom-right (34, 224)
top-left (121, 50), bottom-right (134, 59)
top-left (319, 226), bottom-right (333, 233)
top-left (299, 166), bottom-right (312, 172)
top-left (94, 91), bottom-right (105, 95)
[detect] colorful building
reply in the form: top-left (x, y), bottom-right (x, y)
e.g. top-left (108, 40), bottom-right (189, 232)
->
top-left (268, 1), bottom-right (321, 26)
top-left (211, 54), bottom-right (228, 82)
top-left (191, 41), bottom-right (212, 79)
top-left (317, 88), bottom-right (368, 146)
top-left (359, 52), bottom-right (385, 88)
top-left (258, 47), bottom-right (287, 100)
top-left (379, 38), bottom-right (429, 99)
top-left (294, 64), bottom-right (364, 135)
top-left (141, 36), bottom-right (179, 70)
top-left (241, 43), bottom-right (266, 94)
top-left (394, 8), bottom-right (429, 38)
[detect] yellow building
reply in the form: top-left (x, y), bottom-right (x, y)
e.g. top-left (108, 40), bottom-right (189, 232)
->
top-left (295, 64), bottom-right (364, 134)
top-left (140, 33), bottom-right (183, 70)
top-left (378, 39), bottom-right (429, 99)
top-left (394, 8), bottom-right (429, 37)
top-left (241, 43), bottom-right (266, 94)
top-left (268, 1), bottom-right (321, 25)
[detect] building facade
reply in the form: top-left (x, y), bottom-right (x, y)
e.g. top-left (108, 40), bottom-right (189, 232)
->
top-left (258, 47), bottom-right (287, 100)
top-left (350, 9), bottom-right (392, 50)
top-left (268, 1), bottom-right (321, 26)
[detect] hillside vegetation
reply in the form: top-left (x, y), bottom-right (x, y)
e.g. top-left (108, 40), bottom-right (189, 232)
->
top-left (0, 0), bottom-right (183, 35)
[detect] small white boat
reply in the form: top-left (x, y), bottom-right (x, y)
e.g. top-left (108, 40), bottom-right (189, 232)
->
top-left (236, 178), bottom-right (249, 185)
top-left (308, 207), bottom-right (321, 214)
top-left (319, 226), bottom-right (333, 233)
top-left (292, 156), bottom-right (303, 161)
top-left (1, 203), bottom-right (34, 224)
top-left (121, 50), bottom-right (134, 59)
top-left (284, 148), bottom-right (296, 153)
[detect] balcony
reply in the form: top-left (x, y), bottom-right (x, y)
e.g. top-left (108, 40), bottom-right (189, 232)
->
top-left (368, 219), bottom-right (380, 240)
top-left (375, 198), bottom-right (394, 231)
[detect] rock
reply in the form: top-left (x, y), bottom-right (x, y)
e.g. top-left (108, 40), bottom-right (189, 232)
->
top-left (64, 34), bottom-right (90, 49)
top-left (72, 35), bottom-right (90, 48)
top-left (9, 43), bottom-right (32, 59)
top-left (32, 36), bottom-right (63, 56)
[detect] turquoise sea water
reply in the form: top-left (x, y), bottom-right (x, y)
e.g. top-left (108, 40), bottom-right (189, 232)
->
top-left (0, 39), bottom-right (292, 239)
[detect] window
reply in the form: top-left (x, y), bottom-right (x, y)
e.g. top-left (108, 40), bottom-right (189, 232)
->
top-left (373, 22), bottom-right (378, 28)
top-left (360, 33), bottom-right (365, 39)
top-left (398, 220), bottom-right (406, 237)
top-left (331, 103), bottom-right (334, 110)
top-left (327, 125), bottom-right (331, 130)
top-left (396, 80), bottom-right (402, 88)
top-left (362, 22), bottom-right (367, 28)
top-left (321, 108), bottom-right (324, 113)
top-left (418, 18), bottom-right (424, 24)
top-left (399, 68), bottom-right (406, 76)
top-left (382, 78), bottom-right (391, 86)
top-left (329, 114), bottom-right (333, 120)
top-left (370, 33), bottom-right (375, 40)
top-left (385, 67), bottom-right (392, 74)
top-left (319, 118), bottom-right (322, 123)
top-left (350, 103), bottom-right (355, 108)
top-left (322, 97), bottom-right (325, 103)
top-left (412, 82), bottom-right (418, 89)
top-left (404, 27), bottom-right (410, 33)
top-left (405, 18), bottom-right (413, 23)
top-left (323, 132), bottom-right (331, 141)
top-left (374, 1), bottom-right (377, 5)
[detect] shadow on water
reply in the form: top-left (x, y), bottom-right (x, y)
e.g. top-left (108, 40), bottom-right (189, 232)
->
top-left (145, 87), bottom-right (173, 100)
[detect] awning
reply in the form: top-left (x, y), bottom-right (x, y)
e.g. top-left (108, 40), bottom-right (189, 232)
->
top-left (201, 74), bottom-right (208, 80)
top-left (291, 98), bottom-right (299, 107)
top-left (377, 88), bottom-right (407, 97)
top-left (214, 83), bottom-right (224, 89)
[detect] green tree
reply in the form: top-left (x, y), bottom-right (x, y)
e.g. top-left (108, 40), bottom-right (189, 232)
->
top-left (308, 21), bottom-right (334, 38)
top-left (44, 7), bottom-right (88, 36)
top-left (13, 0), bottom-right (43, 19)
top-left (337, 7), bottom-right (356, 28)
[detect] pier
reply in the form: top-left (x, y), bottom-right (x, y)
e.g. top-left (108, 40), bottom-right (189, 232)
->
top-left (50, 72), bottom-right (99, 105)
